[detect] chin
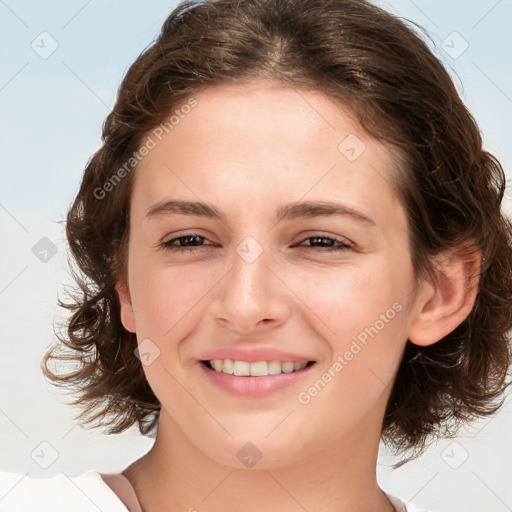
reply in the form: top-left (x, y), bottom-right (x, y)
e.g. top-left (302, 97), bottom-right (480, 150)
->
top-left (193, 428), bottom-right (311, 471)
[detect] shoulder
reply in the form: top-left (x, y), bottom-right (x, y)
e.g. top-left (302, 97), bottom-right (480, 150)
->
top-left (0, 469), bottom-right (129, 512)
top-left (386, 492), bottom-right (434, 512)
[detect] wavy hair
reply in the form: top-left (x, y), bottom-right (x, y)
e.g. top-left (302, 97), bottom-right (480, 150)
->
top-left (41, 0), bottom-right (512, 462)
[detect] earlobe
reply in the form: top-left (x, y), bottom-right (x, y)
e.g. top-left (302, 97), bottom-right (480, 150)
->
top-left (408, 245), bottom-right (481, 347)
top-left (115, 280), bottom-right (137, 333)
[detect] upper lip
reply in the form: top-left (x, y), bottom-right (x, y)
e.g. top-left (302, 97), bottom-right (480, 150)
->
top-left (198, 346), bottom-right (316, 363)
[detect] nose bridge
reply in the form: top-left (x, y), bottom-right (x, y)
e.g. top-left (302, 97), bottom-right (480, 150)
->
top-left (229, 233), bottom-right (274, 306)
top-left (212, 232), bottom-right (289, 330)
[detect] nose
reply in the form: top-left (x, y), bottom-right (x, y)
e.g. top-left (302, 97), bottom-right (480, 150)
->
top-left (210, 239), bottom-right (291, 334)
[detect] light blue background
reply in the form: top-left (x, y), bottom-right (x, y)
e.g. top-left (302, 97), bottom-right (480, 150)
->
top-left (1, 1), bottom-right (511, 511)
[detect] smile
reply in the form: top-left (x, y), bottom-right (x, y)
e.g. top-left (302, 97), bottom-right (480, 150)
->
top-left (199, 359), bottom-right (317, 399)
top-left (202, 359), bottom-right (313, 376)
top-left (202, 359), bottom-right (313, 377)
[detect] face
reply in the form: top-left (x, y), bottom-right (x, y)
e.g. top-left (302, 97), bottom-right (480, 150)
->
top-left (117, 81), bottom-right (425, 469)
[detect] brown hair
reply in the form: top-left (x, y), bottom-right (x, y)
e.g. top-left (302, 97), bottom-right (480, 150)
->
top-left (41, 0), bottom-right (512, 462)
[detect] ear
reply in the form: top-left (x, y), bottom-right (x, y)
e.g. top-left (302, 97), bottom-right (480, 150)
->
top-left (115, 279), bottom-right (136, 333)
top-left (408, 244), bottom-right (481, 346)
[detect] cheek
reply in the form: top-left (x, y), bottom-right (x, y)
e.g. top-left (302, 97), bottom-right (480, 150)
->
top-left (128, 266), bottom-right (207, 393)
top-left (297, 280), bottom-right (407, 428)
top-left (297, 259), bottom-right (408, 339)
top-left (130, 262), bottom-right (204, 333)
top-left (298, 260), bottom-right (409, 390)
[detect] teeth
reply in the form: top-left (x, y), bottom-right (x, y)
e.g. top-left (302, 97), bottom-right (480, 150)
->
top-left (208, 359), bottom-right (309, 376)
top-left (222, 359), bottom-right (234, 374)
top-left (233, 360), bottom-right (250, 376)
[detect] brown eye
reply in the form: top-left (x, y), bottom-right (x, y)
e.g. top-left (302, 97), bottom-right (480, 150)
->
top-left (161, 233), bottom-right (213, 252)
top-left (299, 235), bottom-right (352, 252)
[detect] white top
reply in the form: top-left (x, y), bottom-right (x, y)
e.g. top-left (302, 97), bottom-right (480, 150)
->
top-left (0, 470), bottom-right (431, 511)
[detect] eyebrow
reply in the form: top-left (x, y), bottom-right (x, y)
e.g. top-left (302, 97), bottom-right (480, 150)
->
top-left (145, 199), bottom-right (377, 227)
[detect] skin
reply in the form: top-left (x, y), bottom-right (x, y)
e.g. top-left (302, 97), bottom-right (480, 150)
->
top-left (115, 80), bottom-right (480, 512)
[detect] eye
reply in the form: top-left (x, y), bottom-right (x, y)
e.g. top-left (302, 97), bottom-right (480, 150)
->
top-left (161, 233), bottom-right (352, 253)
top-left (297, 235), bottom-right (352, 252)
top-left (160, 233), bottom-right (214, 252)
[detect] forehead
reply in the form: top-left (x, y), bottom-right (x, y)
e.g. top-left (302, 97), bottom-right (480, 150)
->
top-left (131, 82), bottom-right (405, 228)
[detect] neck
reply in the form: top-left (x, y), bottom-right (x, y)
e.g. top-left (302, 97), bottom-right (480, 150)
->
top-left (123, 411), bottom-right (395, 512)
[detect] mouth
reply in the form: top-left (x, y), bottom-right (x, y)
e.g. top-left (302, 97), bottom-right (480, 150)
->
top-left (200, 359), bottom-right (316, 376)
top-left (199, 359), bottom-right (317, 399)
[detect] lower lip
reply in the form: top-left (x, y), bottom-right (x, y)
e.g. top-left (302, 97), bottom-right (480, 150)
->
top-left (199, 361), bottom-right (316, 399)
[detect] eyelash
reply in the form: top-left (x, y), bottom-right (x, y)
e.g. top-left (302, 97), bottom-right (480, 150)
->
top-left (160, 233), bottom-right (352, 253)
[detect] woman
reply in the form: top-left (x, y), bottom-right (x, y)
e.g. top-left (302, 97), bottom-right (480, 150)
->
top-left (2, 0), bottom-right (511, 510)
